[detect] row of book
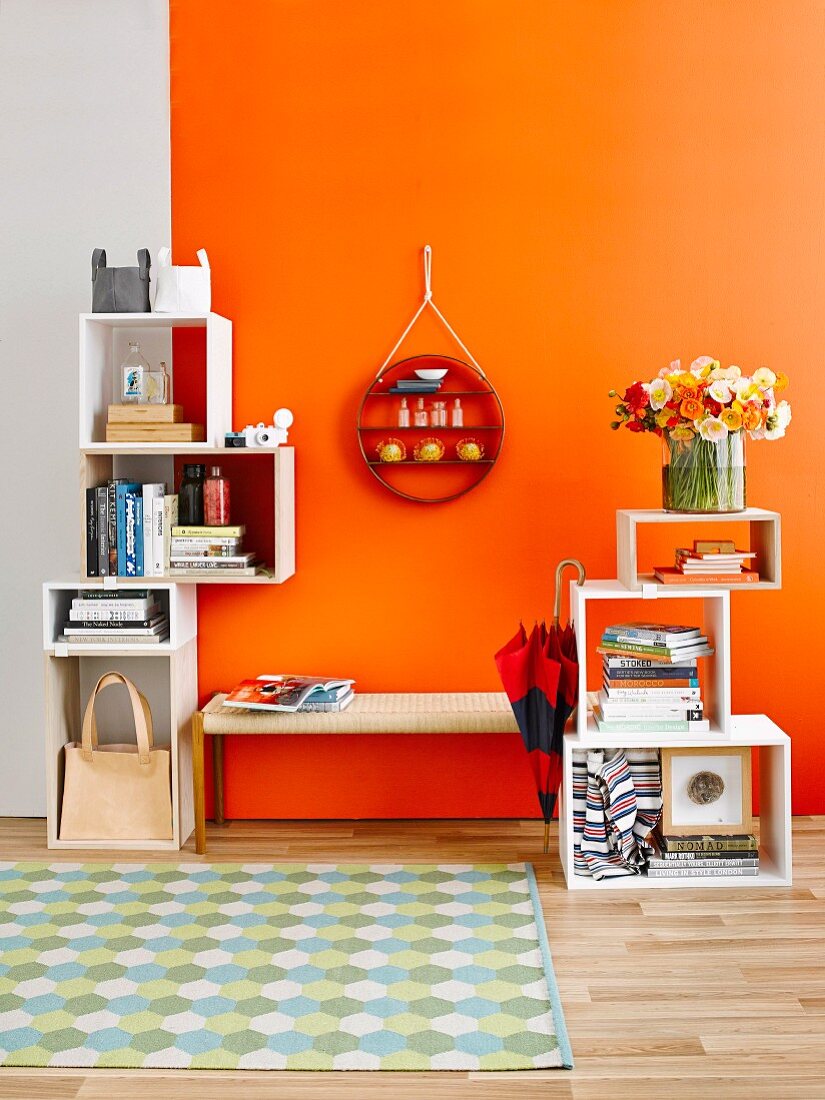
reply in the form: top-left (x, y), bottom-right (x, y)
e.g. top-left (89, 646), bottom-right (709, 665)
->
top-left (60, 589), bottom-right (168, 645)
top-left (84, 481), bottom-right (261, 577)
top-left (654, 539), bottom-right (759, 585)
top-left (647, 831), bottom-right (759, 878)
top-left (593, 622), bottom-right (714, 732)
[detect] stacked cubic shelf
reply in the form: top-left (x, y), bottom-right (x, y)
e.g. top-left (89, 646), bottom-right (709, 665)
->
top-left (43, 311), bottom-right (296, 850)
top-left (559, 511), bottom-right (792, 890)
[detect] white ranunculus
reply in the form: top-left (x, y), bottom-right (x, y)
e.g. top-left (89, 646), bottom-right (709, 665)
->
top-left (753, 367), bottom-right (777, 389)
top-left (708, 380), bottom-right (733, 404)
top-left (765, 400), bottom-right (792, 440)
top-left (698, 416), bottom-right (729, 443)
top-left (691, 355), bottom-right (716, 372)
top-left (709, 364), bottom-right (742, 381)
top-left (646, 378), bottom-right (673, 411)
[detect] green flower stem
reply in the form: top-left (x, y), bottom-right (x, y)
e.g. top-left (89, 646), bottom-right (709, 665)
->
top-left (663, 431), bottom-right (746, 512)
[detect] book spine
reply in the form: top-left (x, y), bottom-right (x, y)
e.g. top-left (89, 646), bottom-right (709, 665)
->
top-left (604, 627), bottom-right (698, 644)
top-left (604, 657), bottom-right (697, 670)
top-left (152, 495), bottom-right (164, 576)
top-left (116, 487), bottom-right (127, 576)
top-left (660, 835), bottom-right (759, 852)
top-left (96, 487), bottom-right (109, 576)
top-left (124, 491), bottom-right (138, 577)
top-left (107, 481), bottom-right (122, 575)
top-left (658, 849), bottom-right (759, 861)
top-left (167, 559), bottom-right (251, 569)
top-left (134, 494), bottom-right (144, 577)
top-left (655, 571), bottom-right (759, 585)
top-left (605, 634), bottom-right (670, 648)
top-left (604, 666), bottom-right (698, 681)
top-left (85, 488), bottom-right (98, 577)
top-left (595, 715), bottom-right (690, 731)
top-left (68, 618), bottom-right (157, 629)
top-left (60, 634), bottom-right (165, 645)
top-left (602, 685), bottom-right (700, 697)
top-left (142, 488), bottom-right (153, 577)
top-left (70, 607), bottom-right (158, 621)
top-left (647, 866), bottom-right (758, 878)
top-left (173, 525), bottom-right (244, 538)
top-left (78, 588), bottom-right (151, 600)
top-left (163, 495), bottom-right (179, 574)
top-left (604, 680), bottom-right (699, 690)
top-left (600, 640), bottom-right (689, 656)
top-left (650, 856), bottom-right (758, 868)
top-left (598, 647), bottom-right (711, 664)
top-left (170, 537), bottom-right (241, 550)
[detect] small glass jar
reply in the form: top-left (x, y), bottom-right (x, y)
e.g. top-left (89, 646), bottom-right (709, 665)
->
top-left (116, 341), bottom-right (150, 403)
top-left (451, 398), bottom-right (463, 427)
top-left (430, 401), bottom-right (447, 428)
top-left (398, 397), bottom-right (410, 428)
top-left (204, 466), bottom-right (230, 525)
top-left (145, 361), bottom-right (172, 404)
top-left (413, 398), bottom-right (428, 427)
top-left (179, 464), bottom-right (206, 525)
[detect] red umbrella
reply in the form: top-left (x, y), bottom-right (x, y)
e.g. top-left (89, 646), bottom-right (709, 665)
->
top-left (495, 559), bottom-right (585, 851)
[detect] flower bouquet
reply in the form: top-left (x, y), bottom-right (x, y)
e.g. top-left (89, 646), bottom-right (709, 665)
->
top-left (610, 357), bottom-right (791, 512)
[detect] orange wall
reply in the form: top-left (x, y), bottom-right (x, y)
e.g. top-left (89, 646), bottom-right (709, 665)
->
top-left (170, 0), bottom-right (825, 817)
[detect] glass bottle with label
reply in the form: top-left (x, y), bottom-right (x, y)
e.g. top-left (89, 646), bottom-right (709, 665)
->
top-left (451, 398), bottom-right (464, 427)
top-left (397, 398), bottom-right (410, 428)
top-left (116, 342), bottom-right (150, 403)
top-left (414, 398), bottom-right (428, 427)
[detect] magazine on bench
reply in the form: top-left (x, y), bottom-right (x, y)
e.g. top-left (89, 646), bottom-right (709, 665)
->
top-left (225, 675), bottom-right (356, 713)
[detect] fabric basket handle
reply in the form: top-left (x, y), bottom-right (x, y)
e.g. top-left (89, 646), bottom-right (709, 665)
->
top-left (80, 672), bottom-right (154, 765)
top-left (91, 248), bottom-right (107, 279)
top-left (136, 248), bottom-right (150, 281)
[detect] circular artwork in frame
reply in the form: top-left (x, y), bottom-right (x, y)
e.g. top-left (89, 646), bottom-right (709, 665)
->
top-left (357, 354), bottom-right (505, 504)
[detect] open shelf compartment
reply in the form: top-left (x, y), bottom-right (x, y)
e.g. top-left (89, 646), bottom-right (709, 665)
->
top-left (44, 644), bottom-right (197, 850)
top-left (616, 508), bottom-right (781, 591)
top-left (558, 716), bottom-right (792, 890)
top-left (79, 446), bottom-right (295, 584)
top-left (572, 579), bottom-right (731, 739)
top-left (79, 312), bottom-right (232, 449)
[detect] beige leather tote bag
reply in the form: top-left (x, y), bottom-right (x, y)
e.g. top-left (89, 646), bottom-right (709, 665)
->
top-left (60, 672), bottom-right (173, 841)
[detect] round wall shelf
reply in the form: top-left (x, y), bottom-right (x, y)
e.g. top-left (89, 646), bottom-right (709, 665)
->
top-left (357, 354), bottom-right (505, 503)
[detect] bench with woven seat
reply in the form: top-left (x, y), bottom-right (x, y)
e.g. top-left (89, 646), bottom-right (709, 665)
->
top-left (192, 692), bottom-right (519, 853)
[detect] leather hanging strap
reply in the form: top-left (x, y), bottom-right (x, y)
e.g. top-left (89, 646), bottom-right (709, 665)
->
top-left (80, 672), bottom-right (154, 765)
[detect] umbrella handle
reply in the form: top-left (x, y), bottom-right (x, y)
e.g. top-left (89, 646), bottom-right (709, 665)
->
top-left (553, 558), bottom-right (586, 627)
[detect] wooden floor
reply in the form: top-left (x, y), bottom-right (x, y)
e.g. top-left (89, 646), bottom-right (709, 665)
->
top-left (0, 816), bottom-right (824, 1099)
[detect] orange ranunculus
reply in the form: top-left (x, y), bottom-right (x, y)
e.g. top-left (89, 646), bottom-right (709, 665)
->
top-left (741, 404), bottom-right (761, 431)
top-left (680, 385), bottom-right (698, 401)
top-left (774, 371), bottom-right (789, 391)
top-left (680, 397), bottom-right (703, 421)
top-left (720, 407), bottom-right (743, 431)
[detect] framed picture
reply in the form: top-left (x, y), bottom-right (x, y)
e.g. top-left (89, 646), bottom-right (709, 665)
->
top-left (660, 746), bottom-right (753, 836)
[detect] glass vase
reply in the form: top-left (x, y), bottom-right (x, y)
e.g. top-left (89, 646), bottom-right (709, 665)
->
top-left (662, 430), bottom-right (746, 513)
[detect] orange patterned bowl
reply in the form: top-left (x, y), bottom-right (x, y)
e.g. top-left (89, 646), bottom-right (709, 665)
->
top-left (456, 438), bottom-right (485, 462)
top-left (376, 438), bottom-right (407, 463)
top-left (413, 438), bottom-right (445, 462)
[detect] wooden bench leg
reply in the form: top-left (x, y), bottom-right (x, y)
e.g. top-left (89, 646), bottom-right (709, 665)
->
top-left (213, 734), bottom-right (226, 826)
top-left (192, 711), bottom-right (206, 855)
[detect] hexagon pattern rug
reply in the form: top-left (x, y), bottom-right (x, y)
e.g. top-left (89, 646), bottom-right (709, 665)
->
top-left (0, 862), bottom-right (572, 1070)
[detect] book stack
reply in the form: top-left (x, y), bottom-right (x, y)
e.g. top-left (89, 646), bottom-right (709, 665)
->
top-left (388, 377), bottom-right (445, 395)
top-left (85, 482), bottom-right (178, 579)
top-left (225, 675), bottom-right (356, 713)
top-left (168, 525), bottom-right (259, 577)
top-left (654, 539), bottom-right (759, 585)
top-left (60, 589), bottom-right (168, 646)
top-left (647, 832), bottom-right (760, 879)
top-left (594, 622), bottom-right (714, 732)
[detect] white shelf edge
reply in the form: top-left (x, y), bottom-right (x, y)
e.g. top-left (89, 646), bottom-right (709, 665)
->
top-left (82, 445), bottom-right (289, 455)
top-left (565, 852), bottom-right (789, 891)
top-left (615, 507), bottom-right (780, 521)
top-left (578, 578), bottom-right (732, 599)
top-left (634, 573), bottom-right (780, 593)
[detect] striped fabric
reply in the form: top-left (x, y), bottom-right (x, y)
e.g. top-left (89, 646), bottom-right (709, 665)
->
top-left (572, 748), bottom-right (662, 880)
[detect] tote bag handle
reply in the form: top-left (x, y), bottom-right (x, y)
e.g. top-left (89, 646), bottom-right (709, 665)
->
top-left (80, 672), bottom-right (154, 765)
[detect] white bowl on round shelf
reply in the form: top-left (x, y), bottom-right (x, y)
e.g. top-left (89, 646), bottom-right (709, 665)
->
top-left (414, 368), bottom-right (448, 380)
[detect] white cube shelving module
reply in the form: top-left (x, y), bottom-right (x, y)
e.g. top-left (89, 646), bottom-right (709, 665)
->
top-left (558, 718), bottom-right (792, 890)
top-left (79, 312), bottom-right (232, 450)
top-left (616, 507), bottom-right (781, 591)
top-left (42, 581), bottom-right (198, 851)
top-left (79, 446), bottom-right (295, 584)
top-left (571, 579), bottom-right (731, 739)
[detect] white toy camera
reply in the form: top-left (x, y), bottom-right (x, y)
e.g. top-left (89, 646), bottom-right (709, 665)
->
top-left (241, 409), bottom-right (293, 448)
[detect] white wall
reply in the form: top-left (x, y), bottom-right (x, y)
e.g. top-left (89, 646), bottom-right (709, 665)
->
top-left (0, 0), bottom-right (171, 815)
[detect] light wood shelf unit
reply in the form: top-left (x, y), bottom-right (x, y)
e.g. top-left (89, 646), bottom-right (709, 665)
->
top-left (558, 717), bottom-right (792, 890)
top-left (616, 507), bottom-right (781, 591)
top-left (43, 636), bottom-right (198, 851)
top-left (79, 446), bottom-right (295, 585)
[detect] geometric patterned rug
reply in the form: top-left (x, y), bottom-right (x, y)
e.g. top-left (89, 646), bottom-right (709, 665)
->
top-left (0, 863), bottom-right (572, 1070)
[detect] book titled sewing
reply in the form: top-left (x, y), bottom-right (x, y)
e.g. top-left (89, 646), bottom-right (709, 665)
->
top-left (225, 675), bottom-right (355, 713)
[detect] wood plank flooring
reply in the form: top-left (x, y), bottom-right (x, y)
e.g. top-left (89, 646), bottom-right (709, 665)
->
top-left (1, 815), bottom-right (824, 1099)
